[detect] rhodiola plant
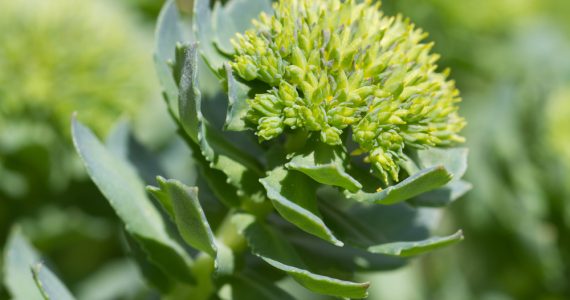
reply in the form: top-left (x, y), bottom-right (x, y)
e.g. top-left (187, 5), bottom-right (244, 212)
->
top-left (15, 0), bottom-right (470, 298)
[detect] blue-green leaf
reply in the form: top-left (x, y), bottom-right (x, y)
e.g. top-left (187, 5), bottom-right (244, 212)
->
top-left (416, 148), bottom-right (468, 178)
top-left (213, 0), bottom-right (273, 55)
top-left (32, 262), bottom-right (75, 300)
top-left (148, 177), bottom-right (235, 276)
top-left (286, 142), bottom-right (362, 192)
top-left (124, 234), bottom-right (174, 292)
top-left (106, 121), bottom-right (167, 185)
top-left (409, 180), bottom-right (472, 207)
top-left (224, 64), bottom-right (251, 131)
top-left (346, 166), bottom-right (452, 205)
top-left (176, 44), bottom-right (264, 197)
top-left (178, 43), bottom-right (202, 143)
top-left (151, 177), bottom-right (217, 256)
top-left (194, 0), bottom-right (228, 73)
top-left (225, 273), bottom-right (295, 300)
top-left (3, 227), bottom-right (43, 300)
top-left (260, 167), bottom-right (343, 246)
top-left (154, 0), bottom-right (183, 115)
top-left (367, 230), bottom-right (464, 257)
top-left (233, 214), bottom-right (369, 299)
top-left (408, 147), bottom-right (470, 207)
top-left (72, 118), bottom-right (194, 284)
top-left (190, 141), bottom-right (241, 208)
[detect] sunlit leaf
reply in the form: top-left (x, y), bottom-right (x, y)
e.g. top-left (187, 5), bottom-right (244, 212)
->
top-left (150, 177), bottom-right (217, 256)
top-left (224, 64), bottom-right (251, 131)
top-left (194, 0), bottom-right (228, 72)
top-left (286, 142), bottom-right (362, 192)
top-left (154, 0), bottom-right (183, 115)
top-left (213, 0), bottom-right (273, 55)
top-left (260, 167), bottom-right (343, 246)
top-left (72, 118), bottom-right (194, 284)
top-left (224, 272), bottom-right (295, 300)
top-left (233, 214), bottom-right (369, 299)
top-left (346, 166), bottom-right (452, 204)
top-left (3, 227), bottom-right (43, 300)
top-left (368, 230), bottom-right (464, 257)
top-left (32, 262), bottom-right (75, 300)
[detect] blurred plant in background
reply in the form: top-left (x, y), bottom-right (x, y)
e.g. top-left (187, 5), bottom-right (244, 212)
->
top-left (0, 0), bottom-right (155, 197)
top-left (0, 0), bottom-right (161, 293)
top-left (370, 0), bottom-right (570, 299)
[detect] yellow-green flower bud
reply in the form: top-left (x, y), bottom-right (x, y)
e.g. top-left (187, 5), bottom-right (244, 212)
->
top-left (231, 0), bottom-right (465, 181)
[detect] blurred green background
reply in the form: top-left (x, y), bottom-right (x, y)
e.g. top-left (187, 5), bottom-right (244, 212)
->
top-left (1, 0), bottom-right (569, 299)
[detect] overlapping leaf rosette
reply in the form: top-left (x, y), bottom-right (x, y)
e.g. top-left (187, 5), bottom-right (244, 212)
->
top-left (73, 0), bottom-right (471, 298)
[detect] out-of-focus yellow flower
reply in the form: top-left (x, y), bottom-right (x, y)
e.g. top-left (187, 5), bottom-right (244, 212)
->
top-left (0, 0), bottom-right (154, 139)
top-left (0, 0), bottom-right (155, 196)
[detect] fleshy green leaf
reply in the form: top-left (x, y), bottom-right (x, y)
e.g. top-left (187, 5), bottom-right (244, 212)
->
top-left (154, 0), bottom-right (183, 115)
top-left (225, 273), bottom-right (295, 300)
top-left (416, 148), bottom-right (468, 178)
top-left (224, 64), bottom-right (251, 131)
top-left (194, 0), bottom-right (228, 73)
top-left (409, 180), bottom-right (473, 207)
top-left (32, 262), bottom-right (75, 300)
top-left (407, 147), bottom-right (470, 207)
top-left (106, 121), bottom-right (167, 185)
top-left (148, 177), bottom-right (235, 276)
top-left (286, 142), bottom-right (362, 192)
top-left (151, 177), bottom-right (217, 256)
top-left (178, 43), bottom-right (202, 143)
top-left (3, 227), bottom-right (43, 300)
top-left (124, 233), bottom-right (174, 292)
top-left (367, 230), bottom-right (464, 257)
top-left (189, 141), bottom-right (241, 208)
top-left (213, 0), bottom-right (273, 55)
top-left (260, 167), bottom-right (343, 246)
top-left (176, 44), bottom-right (264, 197)
top-left (72, 118), bottom-right (194, 284)
top-left (233, 214), bottom-right (369, 299)
top-left (346, 166), bottom-right (452, 205)
top-left (198, 121), bottom-right (264, 188)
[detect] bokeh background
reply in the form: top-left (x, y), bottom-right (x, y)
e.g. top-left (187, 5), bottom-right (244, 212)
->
top-left (1, 0), bottom-right (569, 299)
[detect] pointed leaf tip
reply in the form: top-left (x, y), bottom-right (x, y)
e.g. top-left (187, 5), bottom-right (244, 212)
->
top-left (260, 167), bottom-right (343, 246)
top-left (347, 165), bottom-right (452, 205)
top-left (368, 230), bottom-right (464, 257)
top-left (32, 262), bottom-right (75, 300)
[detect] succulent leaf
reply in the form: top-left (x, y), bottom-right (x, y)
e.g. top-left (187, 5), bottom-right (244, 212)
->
top-left (367, 230), bottom-right (464, 257)
top-left (346, 165), bottom-right (452, 204)
top-left (286, 141), bottom-right (362, 192)
top-left (154, 0), bottom-right (183, 115)
top-left (3, 228), bottom-right (44, 300)
top-left (149, 177), bottom-right (218, 256)
top-left (72, 118), bottom-right (195, 284)
top-left (32, 262), bottom-right (76, 300)
top-left (234, 214), bottom-right (370, 299)
top-left (260, 167), bottom-right (343, 246)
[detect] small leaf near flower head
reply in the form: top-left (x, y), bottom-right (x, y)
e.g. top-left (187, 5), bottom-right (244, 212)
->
top-left (368, 230), bottom-right (464, 257)
top-left (230, 0), bottom-right (465, 182)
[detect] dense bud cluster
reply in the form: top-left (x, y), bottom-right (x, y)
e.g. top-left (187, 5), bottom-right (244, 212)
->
top-left (231, 0), bottom-right (465, 182)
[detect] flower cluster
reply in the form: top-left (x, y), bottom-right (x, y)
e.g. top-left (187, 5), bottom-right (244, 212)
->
top-left (231, 0), bottom-right (465, 182)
